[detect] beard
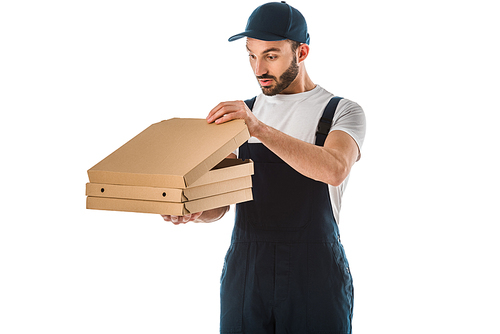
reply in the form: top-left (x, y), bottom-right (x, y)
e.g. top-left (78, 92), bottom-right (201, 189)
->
top-left (257, 55), bottom-right (299, 96)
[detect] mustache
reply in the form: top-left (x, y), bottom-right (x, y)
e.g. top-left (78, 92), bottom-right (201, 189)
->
top-left (256, 74), bottom-right (277, 80)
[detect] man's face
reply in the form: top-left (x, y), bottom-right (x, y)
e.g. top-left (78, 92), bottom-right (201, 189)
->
top-left (246, 38), bottom-right (299, 96)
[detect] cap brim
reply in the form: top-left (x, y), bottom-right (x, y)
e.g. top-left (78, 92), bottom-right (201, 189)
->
top-left (228, 30), bottom-right (287, 42)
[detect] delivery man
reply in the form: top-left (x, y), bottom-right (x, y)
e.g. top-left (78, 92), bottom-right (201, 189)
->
top-left (162, 2), bottom-right (366, 333)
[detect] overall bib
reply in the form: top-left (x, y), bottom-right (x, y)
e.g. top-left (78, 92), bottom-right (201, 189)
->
top-left (220, 98), bottom-right (353, 334)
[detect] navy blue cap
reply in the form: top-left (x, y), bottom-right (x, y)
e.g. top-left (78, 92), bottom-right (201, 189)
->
top-left (228, 2), bottom-right (310, 45)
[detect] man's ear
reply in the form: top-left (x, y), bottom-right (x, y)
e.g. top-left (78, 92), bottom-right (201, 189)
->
top-left (298, 43), bottom-right (310, 63)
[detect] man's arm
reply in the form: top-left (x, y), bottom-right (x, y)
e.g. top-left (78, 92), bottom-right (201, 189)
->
top-left (207, 101), bottom-right (359, 186)
top-left (161, 154), bottom-right (236, 225)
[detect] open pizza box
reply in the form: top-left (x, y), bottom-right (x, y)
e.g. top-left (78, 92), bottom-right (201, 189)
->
top-left (86, 118), bottom-right (253, 215)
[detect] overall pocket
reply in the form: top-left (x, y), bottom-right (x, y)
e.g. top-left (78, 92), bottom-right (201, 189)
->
top-left (306, 242), bottom-right (353, 332)
top-left (331, 239), bottom-right (354, 305)
top-left (220, 243), bottom-right (249, 333)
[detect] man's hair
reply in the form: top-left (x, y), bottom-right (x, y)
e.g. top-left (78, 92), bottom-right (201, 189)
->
top-left (288, 40), bottom-right (302, 54)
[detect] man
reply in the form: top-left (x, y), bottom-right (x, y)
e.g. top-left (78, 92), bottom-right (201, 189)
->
top-left (162, 2), bottom-right (365, 333)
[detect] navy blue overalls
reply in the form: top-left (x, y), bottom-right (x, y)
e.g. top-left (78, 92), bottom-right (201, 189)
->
top-left (220, 97), bottom-right (353, 334)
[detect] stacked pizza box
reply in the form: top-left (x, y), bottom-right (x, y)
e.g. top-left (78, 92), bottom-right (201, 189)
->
top-left (86, 118), bottom-right (253, 215)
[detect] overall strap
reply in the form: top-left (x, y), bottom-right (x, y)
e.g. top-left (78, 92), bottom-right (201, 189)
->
top-left (245, 95), bottom-right (343, 146)
top-left (315, 96), bottom-right (343, 146)
top-left (244, 96), bottom-right (257, 111)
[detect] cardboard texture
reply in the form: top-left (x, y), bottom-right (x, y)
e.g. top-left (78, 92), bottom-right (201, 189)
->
top-left (86, 118), bottom-right (254, 215)
top-left (87, 188), bottom-right (253, 216)
top-left (86, 175), bottom-right (252, 203)
top-left (88, 118), bottom-right (250, 188)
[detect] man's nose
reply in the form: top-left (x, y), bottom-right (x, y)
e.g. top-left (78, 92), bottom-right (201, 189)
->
top-left (254, 59), bottom-right (268, 77)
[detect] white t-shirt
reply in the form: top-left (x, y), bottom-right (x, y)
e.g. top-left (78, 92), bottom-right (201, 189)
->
top-left (237, 85), bottom-right (366, 224)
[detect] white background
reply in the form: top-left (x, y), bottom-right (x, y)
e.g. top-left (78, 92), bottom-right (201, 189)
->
top-left (1, 0), bottom-right (499, 333)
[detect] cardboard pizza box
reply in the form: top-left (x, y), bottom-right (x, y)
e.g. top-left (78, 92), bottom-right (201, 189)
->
top-left (86, 118), bottom-right (253, 215)
top-left (87, 118), bottom-right (251, 188)
top-left (86, 175), bottom-right (252, 203)
top-left (87, 188), bottom-right (253, 216)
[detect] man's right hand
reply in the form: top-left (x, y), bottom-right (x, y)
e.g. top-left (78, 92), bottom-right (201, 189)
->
top-left (161, 212), bottom-right (203, 225)
top-left (161, 205), bottom-right (230, 225)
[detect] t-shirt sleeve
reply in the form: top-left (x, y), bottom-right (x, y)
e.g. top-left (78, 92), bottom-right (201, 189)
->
top-left (330, 99), bottom-right (366, 160)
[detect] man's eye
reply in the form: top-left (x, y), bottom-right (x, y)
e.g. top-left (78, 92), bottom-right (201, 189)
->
top-left (268, 55), bottom-right (277, 60)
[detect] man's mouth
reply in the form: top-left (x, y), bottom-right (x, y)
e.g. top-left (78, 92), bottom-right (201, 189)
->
top-left (259, 79), bottom-right (274, 87)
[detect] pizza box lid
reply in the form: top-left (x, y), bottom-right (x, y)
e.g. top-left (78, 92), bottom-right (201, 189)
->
top-left (87, 118), bottom-right (250, 189)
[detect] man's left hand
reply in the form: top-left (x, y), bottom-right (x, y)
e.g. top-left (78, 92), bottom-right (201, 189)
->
top-left (206, 100), bottom-right (262, 137)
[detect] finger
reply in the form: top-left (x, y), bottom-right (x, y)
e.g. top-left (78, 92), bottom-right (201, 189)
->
top-left (208, 106), bottom-right (232, 124)
top-left (207, 102), bottom-right (240, 123)
top-left (191, 212), bottom-right (203, 221)
top-left (214, 112), bottom-right (240, 124)
top-left (182, 214), bottom-right (192, 223)
top-left (207, 102), bottom-right (225, 122)
top-left (213, 104), bottom-right (245, 124)
top-left (162, 215), bottom-right (171, 221)
top-left (171, 215), bottom-right (179, 223)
